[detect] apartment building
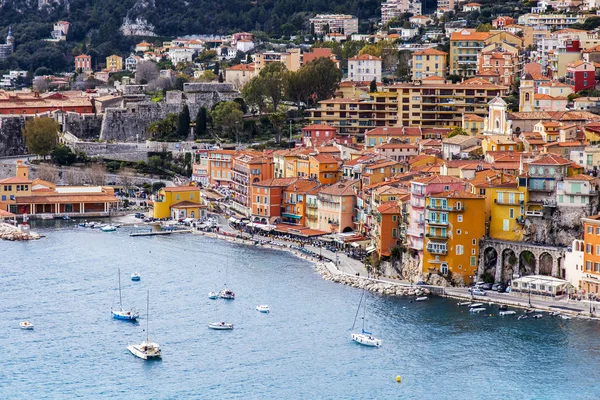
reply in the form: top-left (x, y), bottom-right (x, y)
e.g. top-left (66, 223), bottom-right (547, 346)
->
top-left (412, 48), bottom-right (447, 81)
top-left (518, 13), bottom-right (589, 31)
top-left (450, 30), bottom-right (490, 76)
top-left (231, 152), bottom-right (274, 216)
top-left (381, 0), bottom-right (422, 25)
top-left (310, 14), bottom-right (359, 35)
top-left (348, 54), bottom-right (382, 83)
top-left (254, 49), bottom-right (301, 73)
top-left (581, 215), bottom-right (600, 295)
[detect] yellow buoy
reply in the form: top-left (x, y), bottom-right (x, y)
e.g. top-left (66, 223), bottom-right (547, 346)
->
top-left (396, 375), bottom-right (401, 383)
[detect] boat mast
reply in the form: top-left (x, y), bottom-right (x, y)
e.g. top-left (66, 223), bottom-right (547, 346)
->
top-left (146, 290), bottom-right (149, 342)
top-left (118, 268), bottom-right (123, 309)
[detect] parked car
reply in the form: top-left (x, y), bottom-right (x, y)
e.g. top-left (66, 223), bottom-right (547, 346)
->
top-left (496, 284), bottom-right (508, 293)
top-left (468, 288), bottom-right (486, 296)
top-left (492, 283), bottom-right (501, 291)
top-left (416, 281), bottom-right (425, 286)
top-left (481, 283), bottom-right (493, 290)
top-left (474, 281), bottom-right (485, 288)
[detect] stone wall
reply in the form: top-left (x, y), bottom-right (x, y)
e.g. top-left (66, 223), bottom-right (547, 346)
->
top-left (0, 117), bottom-right (26, 157)
top-left (64, 113), bottom-right (103, 140)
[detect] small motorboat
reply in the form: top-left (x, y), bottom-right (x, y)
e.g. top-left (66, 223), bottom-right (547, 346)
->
top-left (533, 314), bottom-right (543, 319)
top-left (19, 321), bottom-right (34, 330)
top-left (220, 289), bottom-right (235, 299)
top-left (101, 225), bottom-right (117, 232)
top-left (208, 292), bottom-right (219, 299)
top-left (256, 305), bottom-right (270, 313)
top-left (549, 311), bottom-right (561, 316)
top-left (112, 309), bottom-right (139, 321)
top-left (469, 303), bottom-right (484, 308)
top-left (470, 307), bottom-right (486, 313)
top-left (518, 315), bottom-right (528, 320)
top-left (458, 302), bottom-right (472, 306)
top-left (525, 309), bottom-right (535, 314)
top-left (415, 296), bottom-right (428, 302)
top-left (499, 310), bottom-right (516, 316)
top-left (351, 331), bottom-right (381, 347)
top-left (131, 273), bottom-right (141, 281)
top-left (208, 322), bottom-right (234, 330)
top-left (559, 315), bottom-right (572, 320)
top-left (499, 305), bottom-right (508, 311)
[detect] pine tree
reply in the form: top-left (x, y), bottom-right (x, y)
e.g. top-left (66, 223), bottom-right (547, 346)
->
top-left (195, 107), bottom-right (208, 137)
top-left (177, 105), bottom-right (191, 139)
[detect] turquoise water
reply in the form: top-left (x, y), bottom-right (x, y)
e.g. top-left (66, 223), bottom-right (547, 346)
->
top-left (2, 222), bottom-right (600, 399)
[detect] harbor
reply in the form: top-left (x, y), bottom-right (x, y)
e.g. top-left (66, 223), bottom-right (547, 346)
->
top-left (3, 222), bottom-right (600, 399)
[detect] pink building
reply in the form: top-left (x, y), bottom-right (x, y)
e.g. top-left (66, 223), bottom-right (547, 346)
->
top-left (407, 175), bottom-right (467, 254)
top-left (75, 54), bottom-right (92, 72)
top-left (302, 124), bottom-right (338, 147)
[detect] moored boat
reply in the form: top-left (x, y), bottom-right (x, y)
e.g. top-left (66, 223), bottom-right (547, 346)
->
top-left (19, 321), bottom-right (34, 330)
top-left (208, 292), bottom-right (219, 299)
top-left (131, 272), bottom-right (141, 281)
top-left (470, 307), bottom-right (486, 313)
top-left (101, 225), bottom-right (117, 232)
top-left (127, 291), bottom-right (161, 360)
top-left (469, 303), bottom-right (484, 308)
top-left (533, 314), bottom-right (543, 319)
top-left (112, 268), bottom-right (138, 321)
top-left (458, 302), bottom-right (472, 306)
top-left (499, 310), bottom-right (516, 316)
top-left (220, 289), bottom-right (235, 299)
top-left (415, 296), bottom-right (428, 302)
top-left (351, 332), bottom-right (381, 347)
top-left (256, 305), bottom-right (270, 313)
top-left (518, 315), bottom-right (528, 320)
top-left (208, 322), bottom-right (234, 330)
top-left (559, 315), bottom-right (572, 320)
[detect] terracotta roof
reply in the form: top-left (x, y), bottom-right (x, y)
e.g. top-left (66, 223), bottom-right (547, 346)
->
top-left (171, 200), bottom-right (204, 208)
top-left (348, 54), bottom-right (382, 61)
top-left (14, 194), bottom-right (118, 204)
top-left (285, 179), bottom-right (320, 193)
top-left (318, 180), bottom-right (359, 196)
top-left (303, 124), bottom-right (336, 131)
top-left (377, 201), bottom-right (399, 214)
top-left (413, 48), bottom-right (447, 56)
top-left (450, 29), bottom-right (490, 41)
top-left (161, 186), bottom-right (200, 192)
top-left (411, 175), bottom-right (466, 185)
top-left (529, 154), bottom-right (571, 166)
top-left (463, 114), bottom-right (484, 121)
top-left (227, 64), bottom-right (255, 71)
top-left (316, 146), bottom-right (341, 154)
top-left (0, 176), bottom-right (33, 184)
top-left (311, 153), bottom-right (339, 163)
top-left (564, 174), bottom-right (595, 181)
top-left (253, 178), bottom-right (297, 188)
top-left (430, 190), bottom-right (484, 199)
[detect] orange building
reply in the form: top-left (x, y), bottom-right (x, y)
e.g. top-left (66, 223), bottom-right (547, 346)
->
top-left (582, 215), bottom-right (600, 296)
top-left (250, 178), bottom-right (295, 223)
top-left (281, 179), bottom-right (321, 226)
top-left (317, 179), bottom-right (359, 233)
top-left (208, 150), bottom-right (236, 186)
top-left (231, 151), bottom-right (274, 216)
top-left (361, 159), bottom-right (401, 187)
top-left (308, 154), bottom-right (341, 184)
top-left (75, 54), bottom-right (92, 71)
top-left (0, 91), bottom-right (93, 115)
top-left (373, 201), bottom-right (401, 257)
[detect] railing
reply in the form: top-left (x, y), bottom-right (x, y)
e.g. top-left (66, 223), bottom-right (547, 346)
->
top-left (427, 219), bottom-right (448, 226)
top-left (426, 247), bottom-right (447, 255)
top-left (494, 199), bottom-right (524, 205)
top-left (426, 233), bottom-right (449, 240)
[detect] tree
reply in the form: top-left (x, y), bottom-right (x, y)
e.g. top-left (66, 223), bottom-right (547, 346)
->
top-left (218, 72), bottom-right (224, 83)
top-left (198, 70), bottom-right (216, 82)
top-left (242, 76), bottom-right (267, 114)
top-left (195, 107), bottom-right (208, 137)
top-left (369, 79), bottom-right (377, 93)
top-left (148, 114), bottom-right (178, 140)
top-left (448, 126), bottom-right (468, 138)
top-left (213, 62), bottom-right (220, 76)
top-left (22, 117), bottom-right (59, 159)
top-left (476, 23), bottom-right (492, 32)
top-left (135, 60), bottom-right (159, 84)
top-left (35, 164), bottom-right (59, 183)
top-left (258, 62), bottom-right (286, 111)
top-left (33, 77), bottom-right (49, 93)
top-left (173, 74), bottom-right (189, 91)
top-left (269, 111), bottom-right (287, 143)
top-left (85, 163), bottom-right (106, 185)
top-left (51, 145), bottom-right (77, 166)
top-left (177, 105), bottom-right (191, 139)
top-left (212, 101), bottom-right (244, 143)
top-left (289, 57), bottom-right (343, 107)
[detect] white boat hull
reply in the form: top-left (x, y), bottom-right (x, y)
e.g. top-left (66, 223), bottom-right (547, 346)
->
top-left (208, 292), bottom-right (219, 299)
top-left (208, 322), bottom-right (234, 330)
top-left (415, 296), bottom-right (428, 302)
top-left (499, 311), bottom-right (516, 316)
top-left (351, 333), bottom-right (381, 347)
top-left (19, 322), bottom-right (34, 330)
top-left (127, 342), bottom-right (161, 360)
top-left (256, 305), bottom-right (270, 313)
top-left (470, 308), bottom-right (486, 313)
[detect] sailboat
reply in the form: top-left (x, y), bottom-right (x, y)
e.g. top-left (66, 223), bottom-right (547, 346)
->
top-left (112, 268), bottom-right (139, 321)
top-left (127, 290), bottom-right (161, 360)
top-left (220, 261), bottom-right (235, 299)
top-left (350, 282), bottom-right (381, 347)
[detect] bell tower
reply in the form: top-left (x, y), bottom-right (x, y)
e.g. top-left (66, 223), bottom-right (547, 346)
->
top-left (519, 73), bottom-right (534, 112)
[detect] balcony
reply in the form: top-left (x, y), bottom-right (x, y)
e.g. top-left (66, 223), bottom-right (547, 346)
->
top-left (406, 229), bottom-right (424, 237)
top-left (494, 199), bottom-right (524, 205)
top-left (427, 219), bottom-right (448, 226)
top-left (542, 199), bottom-right (557, 207)
top-left (411, 242), bottom-right (424, 250)
top-left (426, 233), bottom-right (449, 240)
top-left (426, 247), bottom-right (447, 255)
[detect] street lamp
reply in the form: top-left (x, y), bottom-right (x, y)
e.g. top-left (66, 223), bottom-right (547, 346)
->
top-left (528, 284), bottom-right (532, 308)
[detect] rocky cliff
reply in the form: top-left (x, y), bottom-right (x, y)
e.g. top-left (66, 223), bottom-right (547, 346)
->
top-left (0, 117), bottom-right (26, 156)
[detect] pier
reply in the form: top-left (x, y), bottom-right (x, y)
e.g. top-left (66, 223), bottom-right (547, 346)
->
top-left (129, 229), bottom-right (192, 237)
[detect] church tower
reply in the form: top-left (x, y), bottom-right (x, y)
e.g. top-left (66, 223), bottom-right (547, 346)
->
top-left (6, 26), bottom-right (14, 51)
top-left (483, 96), bottom-right (512, 136)
top-left (519, 73), bottom-right (534, 112)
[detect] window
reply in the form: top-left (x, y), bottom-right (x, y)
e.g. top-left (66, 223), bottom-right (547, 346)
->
top-left (264, 197), bottom-right (268, 204)
top-left (595, 227), bottom-right (600, 235)
top-left (175, 194), bottom-right (180, 201)
top-left (440, 263), bottom-right (448, 274)
top-left (470, 256), bottom-right (477, 266)
top-left (503, 219), bottom-right (509, 231)
top-left (596, 245), bottom-right (600, 255)
top-left (392, 228), bottom-right (397, 238)
top-left (588, 226), bottom-right (593, 234)
top-left (587, 244), bottom-right (593, 254)
top-left (471, 248), bottom-right (476, 255)
top-left (587, 261), bottom-right (592, 271)
top-left (393, 215), bottom-right (397, 222)
top-left (595, 262), bottom-right (600, 273)
top-left (472, 239), bottom-right (476, 245)
top-left (457, 215), bottom-right (463, 222)
top-left (256, 196), bottom-right (260, 203)
top-left (509, 208), bottom-right (514, 219)
top-left (456, 229), bottom-right (461, 235)
top-left (456, 245), bottom-right (464, 255)
top-left (444, 185), bottom-right (450, 191)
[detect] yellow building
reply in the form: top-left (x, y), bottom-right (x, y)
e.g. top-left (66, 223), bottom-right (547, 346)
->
top-left (412, 48), bottom-right (447, 81)
top-left (254, 49), bottom-right (301, 73)
top-left (423, 191), bottom-right (486, 284)
top-left (362, 159), bottom-right (401, 187)
top-left (153, 186), bottom-right (205, 219)
top-left (106, 54), bottom-right (123, 71)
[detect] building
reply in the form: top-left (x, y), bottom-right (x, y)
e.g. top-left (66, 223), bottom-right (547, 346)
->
top-left (310, 14), bottom-right (359, 36)
top-left (231, 152), bottom-right (274, 215)
top-left (0, 161), bottom-right (118, 217)
top-left (450, 30), bottom-right (490, 76)
top-left (557, 174), bottom-right (595, 207)
top-left (251, 178), bottom-right (296, 224)
top-left (254, 49), bottom-right (302, 73)
top-left (373, 202), bottom-right (401, 257)
top-left (281, 179), bottom-right (321, 226)
top-left (347, 54), bottom-right (382, 83)
top-left (492, 16), bottom-right (515, 28)
top-left (106, 55), bottom-right (123, 72)
top-left (0, 91), bottom-right (93, 115)
top-left (477, 47), bottom-right (520, 88)
top-left (225, 64), bottom-right (256, 90)
top-left (0, 27), bottom-right (14, 60)
top-left (168, 47), bottom-right (195, 64)
top-left (381, 0), bottom-right (422, 25)
top-left (135, 41), bottom-right (153, 53)
top-left (51, 21), bottom-right (70, 41)
top-left (463, 2), bottom-right (482, 11)
top-left (423, 191), bottom-right (485, 284)
top-left (125, 55), bottom-right (142, 71)
top-left (412, 48), bottom-right (447, 80)
top-left (566, 61), bottom-right (596, 92)
top-left (301, 124), bottom-right (338, 147)
top-left (152, 185), bottom-right (205, 220)
top-left (317, 179), bottom-right (359, 233)
top-left (74, 54), bottom-right (92, 72)
top-left (517, 13), bottom-right (589, 31)
top-left (580, 215), bottom-right (600, 295)
top-left (303, 48), bottom-right (340, 67)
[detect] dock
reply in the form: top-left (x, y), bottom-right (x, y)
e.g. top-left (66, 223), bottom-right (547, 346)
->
top-left (130, 229), bottom-right (192, 237)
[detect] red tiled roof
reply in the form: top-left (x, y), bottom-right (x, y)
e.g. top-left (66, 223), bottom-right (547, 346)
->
top-left (162, 186), bottom-right (200, 192)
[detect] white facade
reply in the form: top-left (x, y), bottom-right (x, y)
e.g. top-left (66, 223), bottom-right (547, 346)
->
top-left (381, 0), bottom-right (422, 25)
top-left (564, 240), bottom-right (585, 288)
top-left (310, 14), bottom-right (359, 35)
top-left (347, 55), bottom-right (382, 82)
top-left (236, 40), bottom-right (255, 53)
top-left (168, 47), bottom-right (195, 64)
top-left (556, 177), bottom-right (595, 207)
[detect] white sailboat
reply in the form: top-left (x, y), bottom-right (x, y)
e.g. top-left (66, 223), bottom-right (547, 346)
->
top-left (220, 261), bottom-right (235, 299)
top-left (112, 268), bottom-right (139, 321)
top-left (350, 283), bottom-right (381, 347)
top-left (127, 291), bottom-right (161, 360)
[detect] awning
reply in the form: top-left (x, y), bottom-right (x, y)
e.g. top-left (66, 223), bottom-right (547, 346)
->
top-left (282, 213), bottom-right (301, 219)
top-left (366, 245), bottom-right (376, 254)
top-left (260, 224), bottom-right (275, 231)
